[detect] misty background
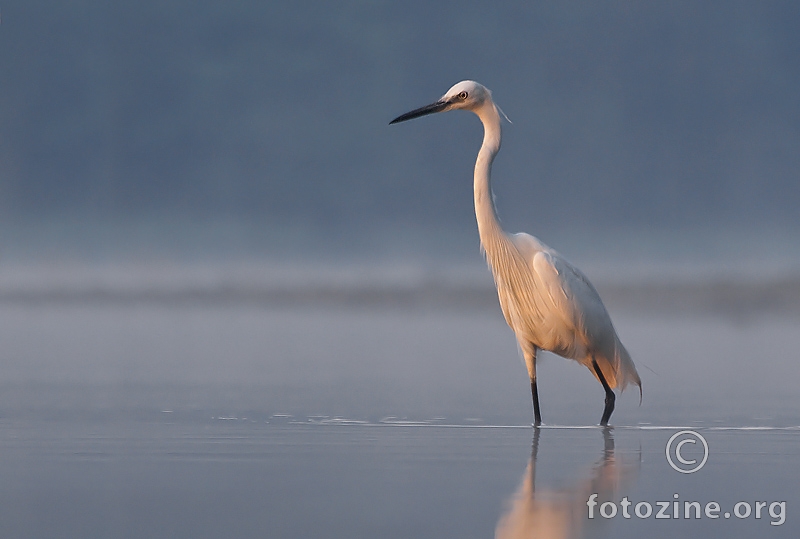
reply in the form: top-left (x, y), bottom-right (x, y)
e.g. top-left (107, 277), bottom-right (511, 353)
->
top-left (1, 1), bottom-right (798, 260)
top-left (0, 1), bottom-right (799, 425)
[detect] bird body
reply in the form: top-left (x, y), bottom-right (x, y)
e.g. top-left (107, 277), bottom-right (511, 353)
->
top-left (391, 80), bottom-right (641, 426)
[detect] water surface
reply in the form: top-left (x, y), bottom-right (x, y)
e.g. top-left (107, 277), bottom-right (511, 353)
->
top-left (0, 265), bottom-right (798, 537)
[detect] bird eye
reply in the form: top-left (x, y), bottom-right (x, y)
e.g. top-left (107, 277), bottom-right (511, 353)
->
top-left (458, 91), bottom-right (468, 100)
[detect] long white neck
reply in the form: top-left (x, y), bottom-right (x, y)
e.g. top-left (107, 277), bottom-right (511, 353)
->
top-left (473, 100), bottom-right (507, 255)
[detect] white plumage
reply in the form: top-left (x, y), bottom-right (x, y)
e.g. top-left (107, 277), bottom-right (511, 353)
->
top-left (391, 80), bottom-right (641, 426)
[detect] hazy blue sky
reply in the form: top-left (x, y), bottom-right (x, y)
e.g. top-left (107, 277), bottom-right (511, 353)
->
top-left (1, 1), bottom-right (798, 244)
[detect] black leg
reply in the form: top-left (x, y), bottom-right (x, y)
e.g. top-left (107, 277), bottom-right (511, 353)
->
top-left (592, 358), bottom-right (616, 426)
top-left (531, 379), bottom-right (542, 427)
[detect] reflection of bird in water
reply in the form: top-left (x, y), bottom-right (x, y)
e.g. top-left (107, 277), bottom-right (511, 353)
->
top-left (494, 429), bottom-right (638, 539)
top-left (391, 81), bottom-right (641, 426)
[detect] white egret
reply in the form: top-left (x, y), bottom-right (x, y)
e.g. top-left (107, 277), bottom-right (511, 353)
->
top-left (390, 81), bottom-right (641, 426)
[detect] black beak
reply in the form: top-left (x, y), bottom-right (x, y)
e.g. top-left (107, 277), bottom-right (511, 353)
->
top-left (390, 100), bottom-right (449, 124)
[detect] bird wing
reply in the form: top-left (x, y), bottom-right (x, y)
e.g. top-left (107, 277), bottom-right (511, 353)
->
top-left (531, 248), bottom-right (601, 356)
top-left (496, 233), bottom-right (586, 358)
top-left (541, 252), bottom-right (641, 392)
top-left (509, 233), bottom-right (641, 392)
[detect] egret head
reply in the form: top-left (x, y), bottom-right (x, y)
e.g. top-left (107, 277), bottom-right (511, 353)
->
top-left (390, 80), bottom-right (491, 124)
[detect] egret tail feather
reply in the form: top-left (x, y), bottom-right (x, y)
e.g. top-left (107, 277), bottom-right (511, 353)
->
top-left (589, 339), bottom-right (642, 394)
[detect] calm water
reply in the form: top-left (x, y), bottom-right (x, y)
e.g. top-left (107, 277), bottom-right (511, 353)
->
top-left (0, 279), bottom-right (798, 537)
top-left (0, 420), bottom-right (796, 538)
